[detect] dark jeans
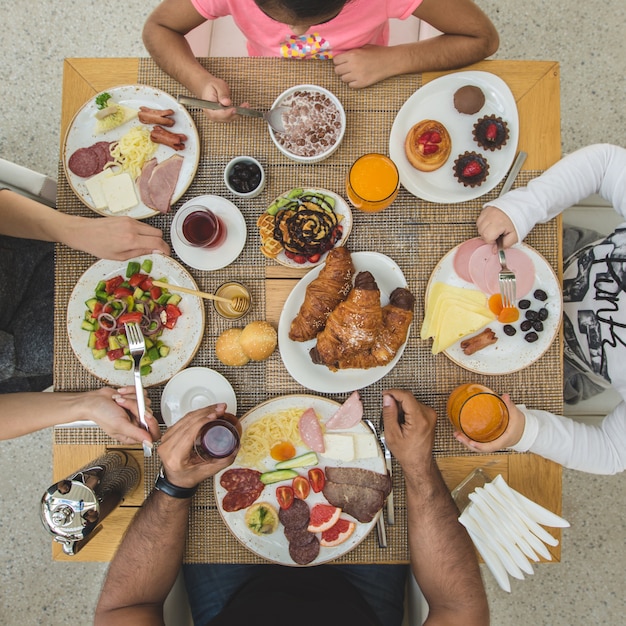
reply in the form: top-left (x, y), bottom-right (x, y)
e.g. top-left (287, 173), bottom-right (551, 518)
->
top-left (183, 563), bottom-right (408, 626)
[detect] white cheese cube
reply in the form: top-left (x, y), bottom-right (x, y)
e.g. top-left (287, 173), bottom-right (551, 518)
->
top-left (101, 172), bottom-right (138, 213)
top-left (353, 433), bottom-right (378, 459)
top-left (84, 170), bottom-right (114, 210)
top-left (321, 433), bottom-right (355, 462)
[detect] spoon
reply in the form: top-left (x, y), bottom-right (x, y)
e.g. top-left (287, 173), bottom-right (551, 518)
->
top-left (152, 280), bottom-right (250, 313)
top-left (177, 95), bottom-right (288, 134)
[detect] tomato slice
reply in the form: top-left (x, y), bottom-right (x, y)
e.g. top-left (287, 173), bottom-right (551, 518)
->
top-left (140, 278), bottom-right (153, 291)
top-left (308, 468), bottom-right (325, 493)
top-left (107, 348), bottom-right (125, 361)
top-left (113, 286), bottom-right (134, 299)
top-left (118, 312), bottom-right (144, 325)
top-left (128, 273), bottom-right (147, 288)
top-left (163, 303), bottom-right (182, 329)
top-left (149, 286), bottom-right (162, 301)
top-left (91, 301), bottom-right (104, 319)
top-left (104, 275), bottom-right (124, 294)
top-left (276, 486), bottom-right (294, 510)
top-left (292, 475), bottom-right (310, 500)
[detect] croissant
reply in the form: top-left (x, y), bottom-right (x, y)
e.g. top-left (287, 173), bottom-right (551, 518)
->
top-left (289, 247), bottom-right (354, 342)
top-left (369, 288), bottom-right (415, 366)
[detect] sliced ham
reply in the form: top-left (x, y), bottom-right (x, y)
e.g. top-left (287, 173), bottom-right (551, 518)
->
top-left (299, 407), bottom-right (325, 453)
top-left (325, 391), bottom-right (363, 430)
top-left (136, 157), bottom-right (158, 207)
top-left (453, 237), bottom-right (485, 283)
top-left (146, 154), bottom-right (183, 214)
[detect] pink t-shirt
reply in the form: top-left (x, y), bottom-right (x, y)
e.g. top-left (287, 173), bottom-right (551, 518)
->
top-left (190, 0), bottom-right (422, 59)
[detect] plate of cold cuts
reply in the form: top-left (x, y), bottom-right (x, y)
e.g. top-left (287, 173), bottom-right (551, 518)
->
top-left (214, 394), bottom-right (389, 566)
top-left (423, 238), bottom-right (562, 374)
top-left (63, 85), bottom-right (200, 219)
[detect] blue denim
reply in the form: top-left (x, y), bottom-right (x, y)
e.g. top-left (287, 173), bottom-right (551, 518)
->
top-left (183, 563), bottom-right (408, 626)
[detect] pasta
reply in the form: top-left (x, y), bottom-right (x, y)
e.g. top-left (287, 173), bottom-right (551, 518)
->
top-left (237, 408), bottom-right (307, 469)
top-left (108, 126), bottom-right (157, 179)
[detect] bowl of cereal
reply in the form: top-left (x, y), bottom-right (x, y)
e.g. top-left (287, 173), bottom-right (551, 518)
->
top-left (269, 85), bottom-right (346, 163)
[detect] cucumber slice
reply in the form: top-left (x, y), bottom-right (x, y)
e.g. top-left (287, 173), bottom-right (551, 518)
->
top-left (140, 364), bottom-right (152, 376)
top-left (126, 261), bottom-right (140, 278)
top-left (113, 358), bottom-right (133, 371)
top-left (260, 469), bottom-right (299, 485)
top-left (158, 345), bottom-right (170, 358)
top-left (81, 319), bottom-right (97, 332)
top-left (91, 348), bottom-right (107, 360)
top-left (88, 332), bottom-right (97, 349)
top-left (167, 294), bottom-right (182, 306)
top-left (274, 451), bottom-right (318, 469)
top-left (85, 298), bottom-right (98, 312)
top-left (141, 259), bottom-right (153, 273)
top-left (108, 335), bottom-right (121, 350)
top-left (287, 188), bottom-right (304, 199)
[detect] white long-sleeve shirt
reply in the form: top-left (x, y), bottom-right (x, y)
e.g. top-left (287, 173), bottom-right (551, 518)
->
top-left (486, 144), bottom-right (626, 474)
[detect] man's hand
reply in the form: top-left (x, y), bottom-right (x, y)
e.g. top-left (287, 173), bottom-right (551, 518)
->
top-left (476, 205), bottom-right (518, 248)
top-left (68, 216), bottom-right (170, 260)
top-left (381, 389), bottom-right (437, 474)
top-left (453, 393), bottom-right (526, 451)
top-left (333, 46), bottom-right (391, 89)
top-left (157, 404), bottom-right (236, 488)
top-left (87, 387), bottom-right (160, 445)
top-left (198, 79), bottom-right (251, 123)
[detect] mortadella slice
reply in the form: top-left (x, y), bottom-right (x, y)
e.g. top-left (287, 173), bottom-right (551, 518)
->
top-left (453, 237), bottom-right (485, 283)
top-left (299, 407), bottom-right (325, 453)
top-left (325, 391), bottom-right (363, 430)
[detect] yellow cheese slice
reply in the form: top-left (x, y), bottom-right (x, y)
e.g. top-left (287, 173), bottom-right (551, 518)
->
top-left (101, 172), bottom-right (138, 213)
top-left (431, 305), bottom-right (494, 354)
top-left (423, 295), bottom-right (494, 340)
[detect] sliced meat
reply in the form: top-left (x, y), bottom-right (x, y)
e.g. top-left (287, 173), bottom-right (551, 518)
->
top-left (453, 237), bottom-right (485, 283)
top-left (221, 485), bottom-right (263, 512)
top-left (91, 141), bottom-right (113, 171)
top-left (278, 498), bottom-right (310, 529)
top-left (468, 243), bottom-right (494, 294)
top-left (220, 468), bottom-right (262, 492)
top-left (483, 247), bottom-right (535, 298)
top-left (145, 154), bottom-right (183, 214)
top-left (324, 466), bottom-right (391, 497)
top-left (298, 407), bottom-right (325, 453)
top-left (289, 535), bottom-right (320, 565)
top-left (136, 157), bottom-right (158, 207)
top-left (68, 147), bottom-right (100, 177)
top-left (284, 526), bottom-right (316, 545)
top-left (325, 391), bottom-right (363, 430)
top-left (322, 480), bottom-right (385, 523)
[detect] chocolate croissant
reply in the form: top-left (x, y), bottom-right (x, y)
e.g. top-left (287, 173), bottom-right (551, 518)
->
top-left (289, 247), bottom-right (354, 342)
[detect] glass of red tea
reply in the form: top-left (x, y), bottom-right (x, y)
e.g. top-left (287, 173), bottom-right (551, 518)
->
top-left (175, 204), bottom-right (227, 248)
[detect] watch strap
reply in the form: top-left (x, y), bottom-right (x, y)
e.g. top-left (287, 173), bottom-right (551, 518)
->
top-left (154, 466), bottom-right (198, 499)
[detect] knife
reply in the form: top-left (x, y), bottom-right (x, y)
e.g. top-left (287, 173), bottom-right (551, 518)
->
top-left (364, 419), bottom-right (388, 547)
top-left (499, 150), bottom-right (527, 197)
top-left (379, 425), bottom-right (395, 525)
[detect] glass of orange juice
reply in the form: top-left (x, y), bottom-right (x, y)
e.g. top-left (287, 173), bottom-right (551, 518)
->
top-left (447, 383), bottom-right (509, 443)
top-left (346, 153), bottom-right (400, 212)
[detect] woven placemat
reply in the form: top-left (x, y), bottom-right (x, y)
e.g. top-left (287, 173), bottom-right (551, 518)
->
top-left (53, 58), bottom-right (562, 564)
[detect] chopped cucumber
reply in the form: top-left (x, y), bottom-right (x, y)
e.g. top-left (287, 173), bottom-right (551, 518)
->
top-left (133, 287), bottom-right (144, 300)
top-left (113, 359), bottom-right (133, 371)
top-left (81, 319), bottom-right (97, 332)
top-left (117, 334), bottom-right (128, 347)
top-left (158, 345), bottom-right (170, 358)
top-left (157, 294), bottom-right (170, 306)
top-left (135, 302), bottom-right (145, 314)
top-left (95, 290), bottom-right (108, 302)
top-left (140, 354), bottom-right (153, 368)
top-left (85, 298), bottom-right (98, 312)
top-left (287, 188), bottom-right (304, 199)
top-left (141, 259), bottom-right (153, 273)
top-left (275, 451), bottom-right (318, 469)
top-left (108, 335), bottom-right (121, 350)
top-left (95, 280), bottom-right (106, 293)
top-left (126, 261), bottom-right (140, 277)
top-left (259, 469), bottom-right (299, 485)
top-left (91, 348), bottom-right (107, 360)
top-left (147, 346), bottom-right (160, 362)
top-left (167, 294), bottom-right (182, 306)
top-left (88, 332), bottom-right (97, 349)
top-left (140, 364), bottom-right (152, 376)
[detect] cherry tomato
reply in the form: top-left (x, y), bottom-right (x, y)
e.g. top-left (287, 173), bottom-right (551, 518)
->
top-left (292, 475), bottom-right (310, 500)
top-left (308, 468), bottom-right (325, 493)
top-left (270, 441), bottom-right (296, 462)
top-left (276, 486), bottom-right (294, 510)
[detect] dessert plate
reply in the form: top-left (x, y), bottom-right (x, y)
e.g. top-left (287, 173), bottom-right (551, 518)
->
top-left (389, 71), bottom-right (519, 203)
top-left (425, 241), bottom-right (562, 374)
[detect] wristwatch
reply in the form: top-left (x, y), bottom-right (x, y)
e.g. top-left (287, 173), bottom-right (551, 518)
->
top-left (154, 466), bottom-right (198, 499)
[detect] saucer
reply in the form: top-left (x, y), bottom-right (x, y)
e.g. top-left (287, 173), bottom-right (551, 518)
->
top-left (160, 367), bottom-right (238, 427)
top-left (171, 195), bottom-right (247, 270)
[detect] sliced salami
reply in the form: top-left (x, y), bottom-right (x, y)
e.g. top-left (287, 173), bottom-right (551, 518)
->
top-left (325, 391), bottom-right (363, 430)
top-left (91, 141), bottom-right (113, 171)
top-left (298, 407), bottom-right (325, 453)
top-left (220, 468), bottom-right (262, 492)
top-left (222, 485), bottom-right (264, 512)
top-left (68, 147), bottom-right (100, 178)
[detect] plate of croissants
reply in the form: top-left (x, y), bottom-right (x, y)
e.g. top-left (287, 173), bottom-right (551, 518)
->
top-left (279, 248), bottom-right (415, 392)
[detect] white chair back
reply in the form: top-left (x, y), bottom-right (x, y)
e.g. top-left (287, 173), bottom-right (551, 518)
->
top-left (0, 157), bottom-right (57, 207)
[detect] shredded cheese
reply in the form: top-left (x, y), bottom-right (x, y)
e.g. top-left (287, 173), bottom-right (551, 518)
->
top-left (108, 127), bottom-right (157, 179)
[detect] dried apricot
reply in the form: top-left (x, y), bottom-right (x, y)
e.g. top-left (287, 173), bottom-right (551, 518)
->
top-left (488, 293), bottom-right (504, 316)
top-left (498, 306), bottom-right (520, 324)
top-left (270, 441), bottom-right (296, 461)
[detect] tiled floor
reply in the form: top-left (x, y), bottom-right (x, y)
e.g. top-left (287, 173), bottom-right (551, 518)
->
top-left (1, 2), bottom-right (624, 624)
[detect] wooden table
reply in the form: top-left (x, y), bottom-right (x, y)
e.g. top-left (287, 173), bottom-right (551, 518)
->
top-left (53, 57), bottom-right (562, 562)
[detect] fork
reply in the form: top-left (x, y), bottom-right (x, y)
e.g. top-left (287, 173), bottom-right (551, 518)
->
top-left (124, 322), bottom-right (153, 457)
top-left (364, 419), bottom-right (388, 548)
top-left (497, 236), bottom-right (517, 308)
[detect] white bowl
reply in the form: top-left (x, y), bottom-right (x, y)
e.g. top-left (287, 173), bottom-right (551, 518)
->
top-left (223, 155), bottom-right (266, 198)
top-left (269, 84), bottom-right (346, 163)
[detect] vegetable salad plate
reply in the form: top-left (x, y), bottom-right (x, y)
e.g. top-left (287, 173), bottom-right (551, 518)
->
top-left (279, 252), bottom-right (411, 392)
top-left (214, 395), bottom-right (385, 566)
top-left (426, 241), bottom-right (562, 374)
top-left (389, 71), bottom-right (519, 203)
top-left (63, 85), bottom-right (200, 219)
top-left (67, 254), bottom-right (204, 387)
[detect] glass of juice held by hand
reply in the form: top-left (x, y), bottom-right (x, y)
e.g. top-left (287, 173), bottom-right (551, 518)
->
top-left (447, 383), bottom-right (509, 443)
top-left (194, 414), bottom-right (242, 461)
top-left (346, 153), bottom-right (400, 212)
top-left (176, 204), bottom-right (227, 248)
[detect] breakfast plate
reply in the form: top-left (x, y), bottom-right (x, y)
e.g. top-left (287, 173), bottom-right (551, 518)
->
top-left (214, 394), bottom-right (385, 566)
top-left (67, 254), bottom-right (204, 387)
top-left (171, 195), bottom-right (247, 271)
top-left (279, 252), bottom-right (410, 392)
top-left (160, 367), bottom-right (237, 427)
top-left (259, 188), bottom-right (352, 268)
top-left (63, 85), bottom-right (200, 219)
top-left (389, 71), bottom-right (519, 203)
top-left (425, 241), bottom-right (562, 374)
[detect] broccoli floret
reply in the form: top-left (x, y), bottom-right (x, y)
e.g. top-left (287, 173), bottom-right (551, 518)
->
top-left (95, 92), bottom-right (112, 110)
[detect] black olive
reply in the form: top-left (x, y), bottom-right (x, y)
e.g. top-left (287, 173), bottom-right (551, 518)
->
top-left (532, 320), bottom-right (544, 332)
top-left (520, 320), bottom-right (532, 331)
top-left (525, 332), bottom-right (539, 343)
top-left (525, 310), bottom-right (539, 321)
top-left (518, 299), bottom-right (531, 309)
top-left (538, 307), bottom-right (549, 321)
top-left (503, 325), bottom-right (517, 336)
top-left (534, 289), bottom-right (548, 301)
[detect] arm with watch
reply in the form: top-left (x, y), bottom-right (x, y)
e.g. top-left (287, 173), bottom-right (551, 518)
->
top-left (94, 403), bottom-right (232, 626)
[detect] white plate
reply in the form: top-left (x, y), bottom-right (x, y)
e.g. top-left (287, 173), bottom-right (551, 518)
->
top-left (171, 195), bottom-right (247, 271)
top-left (426, 242), bottom-right (562, 374)
top-left (160, 367), bottom-right (237, 427)
top-left (67, 254), bottom-right (205, 387)
top-left (264, 188), bottom-right (352, 268)
top-left (214, 394), bottom-right (384, 566)
top-left (279, 252), bottom-right (410, 392)
top-left (63, 85), bottom-right (200, 219)
top-left (389, 71), bottom-right (519, 203)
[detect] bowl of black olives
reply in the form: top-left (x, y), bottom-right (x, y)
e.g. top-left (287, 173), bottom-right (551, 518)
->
top-left (224, 156), bottom-right (266, 198)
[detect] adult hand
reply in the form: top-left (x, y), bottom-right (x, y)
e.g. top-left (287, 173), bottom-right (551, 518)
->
top-left (381, 389), bottom-right (437, 475)
top-left (198, 78), bottom-right (247, 123)
top-left (453, 394), bottom-right (526, 452)
top-left (70, 216), bottom-right (170, 260)
top-left (87, 386), bottom-right (160, 444)
top-left (476, 206), bottom-right (518, 248)
top-left (157, 404), bottom-right (235, 488)
top-left (333, 46), bottom-right (390, 89)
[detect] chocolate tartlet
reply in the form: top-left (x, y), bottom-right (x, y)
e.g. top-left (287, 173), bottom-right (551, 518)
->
top-left (453, 85), bottom-right (485, 115)
top-left (473, 115), bottom-right (509, 151)
top-left (453, 151), bottom-right (490, 187)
